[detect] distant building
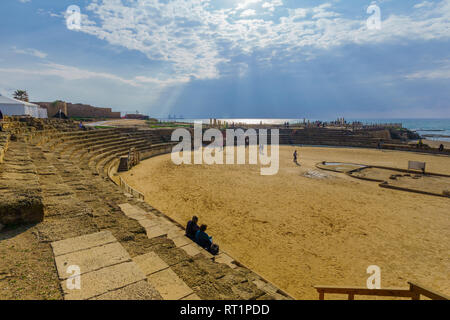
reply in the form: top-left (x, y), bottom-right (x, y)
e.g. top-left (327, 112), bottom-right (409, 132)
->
top-left (35, 101), bottom-right (121, 119)
top-left (125, 114), bottom-right (149, 120)
top-left (34, 101), bottom-right (68, 118)
top-left (0, 94), bottom-right (48, 118)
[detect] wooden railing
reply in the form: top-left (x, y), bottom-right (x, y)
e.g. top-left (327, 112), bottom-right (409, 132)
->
top-left (314, 282), bottom-right (449, 300)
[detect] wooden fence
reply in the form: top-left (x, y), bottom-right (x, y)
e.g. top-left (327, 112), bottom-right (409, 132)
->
top-left (314, 282), bottom-right (449, 300)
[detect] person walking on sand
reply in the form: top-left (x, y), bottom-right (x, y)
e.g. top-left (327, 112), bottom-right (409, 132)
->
top-left (293, 150), bottom-right (298, 164)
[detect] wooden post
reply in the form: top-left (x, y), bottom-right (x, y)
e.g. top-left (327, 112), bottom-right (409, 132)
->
top-left (319, 291), bottom-right (325, 300)
top-left (348, 293), bottom-right (355, 300)
top-left (410, 283), bottom-right (421, 300)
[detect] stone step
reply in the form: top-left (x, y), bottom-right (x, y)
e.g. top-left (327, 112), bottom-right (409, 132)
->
top-left (133, 251), bottom-right (196, 300)
top-left (147, 268), bottom-right (194, 300)
top-left (5, 127), bottom-right (294, 300)
top-left (0, 141), bottom-right (44, 225)
top-left (117, 203), bottom-right (292, 300)
top-left (51, 231), bottom-right (162, 300)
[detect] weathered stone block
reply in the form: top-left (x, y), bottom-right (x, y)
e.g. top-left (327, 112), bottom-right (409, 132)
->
top-left (0, 194), bottom-right (44, 225)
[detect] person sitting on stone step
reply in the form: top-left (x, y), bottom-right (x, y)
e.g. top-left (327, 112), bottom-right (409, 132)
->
top-left (195, 224), bottom-right (213, 250)
top-left (185, 215), bottom-right (199, 240)
top-left (78, 121), bottom-right (87, 131)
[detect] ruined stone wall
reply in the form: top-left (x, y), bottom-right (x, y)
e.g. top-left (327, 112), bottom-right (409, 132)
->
top-left (35, 101), bottom-right (121, 119)
top-left (67, 103), bottom-right (121, 118)
top-left (35, 101), bottom-right (68, 118)
top-left (368, 129), bottom-right (391, 140)
top-left (125, 114), bottom-right (149, 120)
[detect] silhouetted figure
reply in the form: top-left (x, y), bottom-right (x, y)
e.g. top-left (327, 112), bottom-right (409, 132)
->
top-left (439, 144), bottom-right (444, 152)
top-left (185, 216), bottom-right (199, 240)
top-left (293, 150), bottom-right (298, 163)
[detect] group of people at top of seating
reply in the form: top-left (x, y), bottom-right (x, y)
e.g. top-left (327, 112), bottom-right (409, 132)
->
top-left (185, 216), bottom-right (219, 255)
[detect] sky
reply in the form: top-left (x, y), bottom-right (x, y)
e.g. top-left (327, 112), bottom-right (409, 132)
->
top-left (0, 0), bottom-right (449, 119)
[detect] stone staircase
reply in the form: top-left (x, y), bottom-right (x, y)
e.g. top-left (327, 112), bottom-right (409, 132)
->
top-left (51, 231), bottom-right (162, 300)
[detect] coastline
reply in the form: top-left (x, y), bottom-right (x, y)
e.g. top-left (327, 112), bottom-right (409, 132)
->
top-left (419, 139), bottom-right (450, 149)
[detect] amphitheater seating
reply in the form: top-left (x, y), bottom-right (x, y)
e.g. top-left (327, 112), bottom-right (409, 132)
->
top-left (278, 128), bottom-right (388, 147)
top-left (0, 131), bottom-right (9, 163)
top-left (0, 138), bottom-right (44, 225)
top-left (43, 128), bottom-right (174, 178)
top-left (13, 117), bottom-right (448, 300)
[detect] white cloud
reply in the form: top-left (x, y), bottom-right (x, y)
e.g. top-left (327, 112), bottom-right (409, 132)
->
top-left (414, 1), bottom-right (434, 9)
top-left (241, 9), bottom-right (257, 17)
top-left (405, 61), bottom-right (450, 80)
top-left (12, 47), bottom-right (47, 59)
top-left (237, 0), bottom-right (262, 11)
top-left (0, 63), bottom-right (188, 87)
top-left (262, 0), bottom-right (283, 12)
top-left (72, 0), bottom-right (450, 82)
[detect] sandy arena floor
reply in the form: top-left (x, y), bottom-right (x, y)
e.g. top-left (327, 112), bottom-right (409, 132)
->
top-left (119, 146), bottom-right (450, 299)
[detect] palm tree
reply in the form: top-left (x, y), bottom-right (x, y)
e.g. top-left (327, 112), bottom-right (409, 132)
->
top-left (13, 90), bottom-right (29, 102)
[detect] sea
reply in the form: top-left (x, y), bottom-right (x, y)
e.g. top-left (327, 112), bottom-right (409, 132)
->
top-left (158, 118), bottom-right (450, 142)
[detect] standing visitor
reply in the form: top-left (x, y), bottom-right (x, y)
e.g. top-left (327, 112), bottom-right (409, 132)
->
top-left (293, 150), bottom-right (298, 163)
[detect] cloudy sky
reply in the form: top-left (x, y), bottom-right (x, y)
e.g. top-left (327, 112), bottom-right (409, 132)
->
top-left (0, 0), bottom-right (449, 118)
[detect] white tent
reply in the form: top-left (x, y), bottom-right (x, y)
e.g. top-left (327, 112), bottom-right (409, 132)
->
top-left (0, 94), bottom-right (48, 118)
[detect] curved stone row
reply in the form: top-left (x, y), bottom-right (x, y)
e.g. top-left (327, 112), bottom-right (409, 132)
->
top-left (0, 118), bottom-right (293, 300)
